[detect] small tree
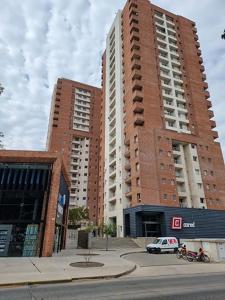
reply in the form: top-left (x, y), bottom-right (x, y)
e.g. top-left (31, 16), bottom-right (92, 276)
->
top-left (102, 223), bottom-right (116, 251)
top-left (68, 206), bottom-right (89, 228)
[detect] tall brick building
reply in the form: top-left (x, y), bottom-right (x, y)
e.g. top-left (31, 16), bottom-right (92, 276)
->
top-left (47, 78), bottom-right (101, 223)
top-left (99, 0), bottom-right (225, 237)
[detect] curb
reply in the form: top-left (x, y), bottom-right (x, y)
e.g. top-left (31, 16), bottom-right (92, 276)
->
top-left (0, 265), bottom-right (137, 288)
top-left (120, 250), bottom-right (145, 257)
top-left (0, 278), bottom-right (72, 288)
top-left (71, 264), bottom-right (137, 281)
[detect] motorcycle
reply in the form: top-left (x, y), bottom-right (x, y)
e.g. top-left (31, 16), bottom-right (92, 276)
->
top-left (186, 249), bottom-right (210, 263)
top-left (176, 246), bottom-right (187, 260)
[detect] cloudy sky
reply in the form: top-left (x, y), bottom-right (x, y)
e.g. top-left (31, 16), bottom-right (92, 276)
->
top-left (0, 0), bottom-right (225, 156)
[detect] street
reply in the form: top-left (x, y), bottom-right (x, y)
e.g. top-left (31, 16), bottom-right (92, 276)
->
top-left (1, 273), bottom-right (225, 300)
top-left (123, 252), bottom-right (190, 266)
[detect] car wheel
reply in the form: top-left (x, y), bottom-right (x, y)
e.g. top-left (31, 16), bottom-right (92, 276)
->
top-left (174, 248), bottom-right (178, 253)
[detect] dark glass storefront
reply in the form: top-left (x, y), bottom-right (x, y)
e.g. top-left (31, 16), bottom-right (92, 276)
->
top-left (0, 163), bottom-right (51, 257)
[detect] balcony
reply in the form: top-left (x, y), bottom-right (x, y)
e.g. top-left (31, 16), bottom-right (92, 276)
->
top-left (131, 59), bottom-right (141, 71)
top-left (125, 175), bottom-right (131, 184)
top-left (132, 81), bottom-right (142, 92)
top-left (134, 115), bottom-right (144, 126)
top-left (125, 191), bottom-right (132, 198)
top-left (125, 150), bottom-right (130, 158)
top-left (197, 49), bottom-right (201, 56)
top-left (194, 34), bottom-right (199, 41)
top-left (205, 91), bottom-right (210, 99)
top-left (210, 120), bottom-right (216, 129)
top-left (195, 41), bottom-right (200, 48)
top-left (202, 73), bottom-right (206, 81)
top-left (130, 26), bottom-right (139, 35)
top-left (203, 82), bottom-right (208, 90)
top-left (131, 43), bottom-right (140, 51)
top-left (124, 138), bottom-right (130, 146)
top-left (206, 100), bottom-right (212, 108)
top-left (200, 65), bottom-right (205, 72)
top-left (129, 2), bottom-right (138, 10)
top-left (133, 90), bottom-right (143, 102)
top-left (130, 17), bottom-right (139, 26)
top-left (132, 72), bottom-right (142, 81)
top-left (131, 53), bottom-right (141, 62)
top-left (208, 110), bottom-right (214, 119)
top-left (130, 33), bottom-right (140, 43)
top-left (212, 130), bottom-right (218, 140)
top-left (133, 102), bottom-right (144, 114)
top-left (125, 163), bottom-right (131, 171)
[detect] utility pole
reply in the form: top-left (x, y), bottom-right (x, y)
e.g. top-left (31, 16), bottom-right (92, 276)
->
top-left (0, 83), bottom-right (4, 149)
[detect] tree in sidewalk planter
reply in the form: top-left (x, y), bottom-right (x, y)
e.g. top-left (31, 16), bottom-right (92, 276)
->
top-left (68, 206), bottom-right (89, 228)
top-left (101, 223), bottom-right (117, 251)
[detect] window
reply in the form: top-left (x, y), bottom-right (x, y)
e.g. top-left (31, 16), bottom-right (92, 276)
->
top-left (162, 178), bottom-right (166, 184)
top-left (206, 184), bottom-right (210, 190)
top-left (204, 170), bottom-right (208, 176)
top-left (136, 177), bottom-right (140, 186)
top-left (197, 183), bottom-right (202, 189)
top-left (137, 193), bottom-right (141, 201)
top-left (173, 194), bottom-right (176, 200)
top-left (171, 179), bottom-right (175, 185)
top-left (193, 156), bottom-right (197, 161)
top-left (213, 184), bottom-right (216, 190)
top-left (200, 198), bottom-right (204, 204)
top-left (191, 144), bottom-right (195, 149)
top-left (210, 171), bottom-right (214, 176)
top-left (163, 194), bottom-right (167, 199)
top-left (135, 163), bottom-right (140, 171)
top-left (195, 169), bottom-right (200, 175)
top-left (208, 158), bottom-right (212, 163)
top-left (162, 239), bottom-right (167, 245)
top-left (134, 135), bottom-right (138, 143)
top-left (160, 163), bottom-right (164, 170)
top-left (135, 149), bottom-right (139, 157)
top-left (159, 149), bottom-right (163, 156)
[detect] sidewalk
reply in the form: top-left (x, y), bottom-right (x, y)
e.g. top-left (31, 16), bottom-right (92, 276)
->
top-left (1, 248), bottom-right (225, 287)
top-left (0, 248), bottom-right (138, 287)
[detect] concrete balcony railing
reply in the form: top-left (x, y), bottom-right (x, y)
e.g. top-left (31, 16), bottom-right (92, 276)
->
top-left (212, 130), bottom-right (218, 140)
top-left (208, 110), bottom-right (214, 119)
top-left (134, 115), bottom-right (144, 126)
top-left (206, 99), bottom-right (212, 109)
top-left (210, 120), bottom-right (216, 129)
top-left (133, 102), bottom-right (144, 114)
top-left (133, 90), bottom-right (143, 102)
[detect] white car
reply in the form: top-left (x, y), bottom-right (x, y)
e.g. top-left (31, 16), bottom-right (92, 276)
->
top-left (146, 237), bottom-right (179, 254)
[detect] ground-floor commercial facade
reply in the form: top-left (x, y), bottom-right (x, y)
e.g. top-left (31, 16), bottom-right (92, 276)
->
top-left (124, 205), bottom-right (225, 239)
top-left (0, 151), bottom-right (70, 257)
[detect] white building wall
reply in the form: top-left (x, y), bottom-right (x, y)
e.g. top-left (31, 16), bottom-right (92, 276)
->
top-left (104, 11), bottom-right (128, 237)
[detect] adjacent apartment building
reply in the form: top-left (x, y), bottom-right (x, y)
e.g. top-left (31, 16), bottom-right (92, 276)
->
top-left (99, 0), bottom-right (225, 238)
top-left (47, 79), bottom-right (101, 223)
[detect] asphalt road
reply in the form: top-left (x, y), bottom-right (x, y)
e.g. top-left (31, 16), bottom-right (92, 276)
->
top-left (1, 273), bottom-right (225, 300)
top-left (123, 252), bottom-right (190, 266)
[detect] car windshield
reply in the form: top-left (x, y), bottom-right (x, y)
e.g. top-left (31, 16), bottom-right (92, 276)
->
top-left (152, 238), bottom-right (162, 244)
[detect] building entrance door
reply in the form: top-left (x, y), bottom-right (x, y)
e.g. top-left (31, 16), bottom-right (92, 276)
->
top-left (142, 213), bottom-right (162, 237)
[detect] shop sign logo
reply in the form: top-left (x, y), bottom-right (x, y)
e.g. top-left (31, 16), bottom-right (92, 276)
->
top-left (171, 216), bottom-right (182, 230)
top-left (171, 217), bottom-right (196, 229)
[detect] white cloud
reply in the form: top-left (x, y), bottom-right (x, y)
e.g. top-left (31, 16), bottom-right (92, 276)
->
top-left (0, 0), bottom-right (225, 157)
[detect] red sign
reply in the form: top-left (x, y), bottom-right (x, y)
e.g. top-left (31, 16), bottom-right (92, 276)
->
top-left (171, 217), bottom-right (182, 230)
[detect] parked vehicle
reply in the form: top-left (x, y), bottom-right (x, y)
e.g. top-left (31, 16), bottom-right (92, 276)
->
top-left (176, 244), bottom-right (187, 260)
top-left (146, 237), bottom-right (179, 254)
top-left (186, 248), bottom-right (210, 263)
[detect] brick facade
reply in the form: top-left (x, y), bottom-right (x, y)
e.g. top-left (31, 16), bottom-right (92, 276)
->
top-left (47, 79), bottom-right (101, 223)
top-left (99, 0), bottom-right (225, 230)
